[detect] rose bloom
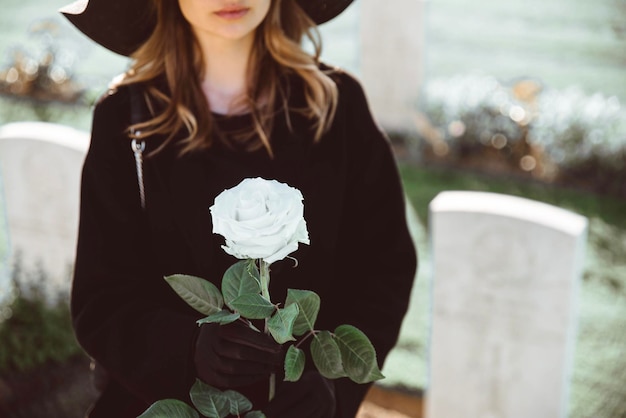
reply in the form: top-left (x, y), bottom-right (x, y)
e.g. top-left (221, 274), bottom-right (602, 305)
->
top-left (209, 177), bottom-right (310, 264)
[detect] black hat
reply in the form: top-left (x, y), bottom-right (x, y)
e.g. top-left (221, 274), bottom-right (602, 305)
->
top-left (60, 0), bottom-right (355, 57)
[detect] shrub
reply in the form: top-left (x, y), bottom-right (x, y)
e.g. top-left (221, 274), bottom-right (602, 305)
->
top-left (418, 74), bottom-right (540, 178)
top-left (419, 74), bottom-right (626, 196)
top-left (422, 74), bottom-right (527, 156)
top-left (0, 262), bottom-right (80, 374)
top-left (528, 87), bottom-right (626, 195)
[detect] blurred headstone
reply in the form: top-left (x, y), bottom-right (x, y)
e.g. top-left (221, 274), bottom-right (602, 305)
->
top-left (360, 0), bottom-right (426, 132)
top-left (319, 0), bottom-right (425, 132)
top-left (427, 191), bottom-right (587, 418)
top-left (0, 122), bottom-right (88, 301)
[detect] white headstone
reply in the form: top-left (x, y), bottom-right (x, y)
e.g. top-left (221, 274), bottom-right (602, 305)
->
top-left (427, 191), bottom-right (587, 418)
top-left (360, 0), bottom-right (426, 132)
top-left (319, 0), bottom-right (426, 132)
top-left (0, 122), bottom-right (88, 300)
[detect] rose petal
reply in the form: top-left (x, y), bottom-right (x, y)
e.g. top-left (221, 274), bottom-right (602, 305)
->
top-left (210, 177), bottom-right (310, 263)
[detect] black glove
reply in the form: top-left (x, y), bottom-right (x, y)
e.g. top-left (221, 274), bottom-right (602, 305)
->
top-left (263, 371), bottom-right (336, 418)
top-left (194, 321), bottom-right (282, 388)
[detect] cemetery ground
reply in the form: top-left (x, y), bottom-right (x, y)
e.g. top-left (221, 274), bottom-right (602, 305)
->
top-left (0, 162), bottom-right (625, 417)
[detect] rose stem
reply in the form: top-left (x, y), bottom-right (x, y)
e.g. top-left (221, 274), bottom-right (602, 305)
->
top-left (260, 260), bottom-right (276, 401)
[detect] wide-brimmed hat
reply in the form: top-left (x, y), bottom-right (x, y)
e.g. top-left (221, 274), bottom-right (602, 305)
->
top-left (60, 0), bottom-right (354, 57)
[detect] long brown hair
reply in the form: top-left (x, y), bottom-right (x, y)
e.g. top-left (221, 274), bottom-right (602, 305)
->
top-left (119, 0), bottom-right (338, 156)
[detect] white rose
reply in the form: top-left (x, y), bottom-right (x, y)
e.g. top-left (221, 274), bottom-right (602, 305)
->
top-left (209, 177), bottom-right (310, 264)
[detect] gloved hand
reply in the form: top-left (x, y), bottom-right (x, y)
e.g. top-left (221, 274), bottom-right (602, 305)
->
top-left (263, 371), bottom-right (336, 418)
top-left (194, 320), bottom-right (282, 388)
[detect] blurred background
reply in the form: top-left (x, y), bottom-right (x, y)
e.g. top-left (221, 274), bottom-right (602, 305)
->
top-left (0, 0), bottom-right (624, 417)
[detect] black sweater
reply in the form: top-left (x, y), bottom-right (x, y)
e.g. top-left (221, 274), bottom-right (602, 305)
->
top-left (72, 69), bottom-right (417, 417)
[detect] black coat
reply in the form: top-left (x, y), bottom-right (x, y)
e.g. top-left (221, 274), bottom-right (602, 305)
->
top-left (72, 70), bottom-right (417, 417)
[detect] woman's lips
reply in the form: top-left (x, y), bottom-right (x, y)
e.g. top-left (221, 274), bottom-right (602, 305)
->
top-left (214, 7), bottom-right (250, 20)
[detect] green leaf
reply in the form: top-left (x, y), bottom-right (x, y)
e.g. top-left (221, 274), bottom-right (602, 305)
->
top-left (137, 399), bottom-right (199, 418)
top-left (222, 260), bottom-right (261, 309)
top-left (189, 379), bottom-right (230, 418)
top-left (230, 294), bottom-right (275, 319)
top-left (285, 289), bottom-right (320, 336)
top-left (223, 390), bottom-right (253, 415)
top-left (311, 331), bottom-right (346, 379)
top-left (284, 345), bottom-right (305, 382)
top-left (196, 310), bottom-right (241, 326)
top-left (165, 275), bottom-right (223, 316)
top-left (334, 325), bottom-right (385, 384)
top-left (267, 304), bottom-right (299, 344)
top-left (245, 412), bottom-right (267, 418)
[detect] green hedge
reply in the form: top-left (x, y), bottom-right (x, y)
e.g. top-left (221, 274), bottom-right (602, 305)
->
top-left (0, 271), bottom-right (80, 374)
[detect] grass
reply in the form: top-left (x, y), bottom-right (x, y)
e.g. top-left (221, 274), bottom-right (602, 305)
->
top-left (400, 164), bottom-right (626, 229)
top-left (389, 162), bottom-right (626, 418)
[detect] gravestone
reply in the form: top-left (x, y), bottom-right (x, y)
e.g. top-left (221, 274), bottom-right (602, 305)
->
top-left (427, 191), bottom-right (587, 418)
top-left (319, 0), bottom-right (425, 132)
top-left (0, 122), bottom-right (88, 301)
top-left (359, 0), bottom-right (425, 132)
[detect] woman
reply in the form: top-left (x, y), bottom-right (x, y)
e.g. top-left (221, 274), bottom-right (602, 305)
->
top-left (62, 0), bottom-right (417, 416)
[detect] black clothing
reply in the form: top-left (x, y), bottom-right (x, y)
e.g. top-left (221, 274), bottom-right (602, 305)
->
top-left (72, 69), bottom-right (417, 417)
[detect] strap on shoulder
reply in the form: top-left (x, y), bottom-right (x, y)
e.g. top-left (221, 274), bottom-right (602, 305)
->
top-left (128, 83), bottom-right (148, 210)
